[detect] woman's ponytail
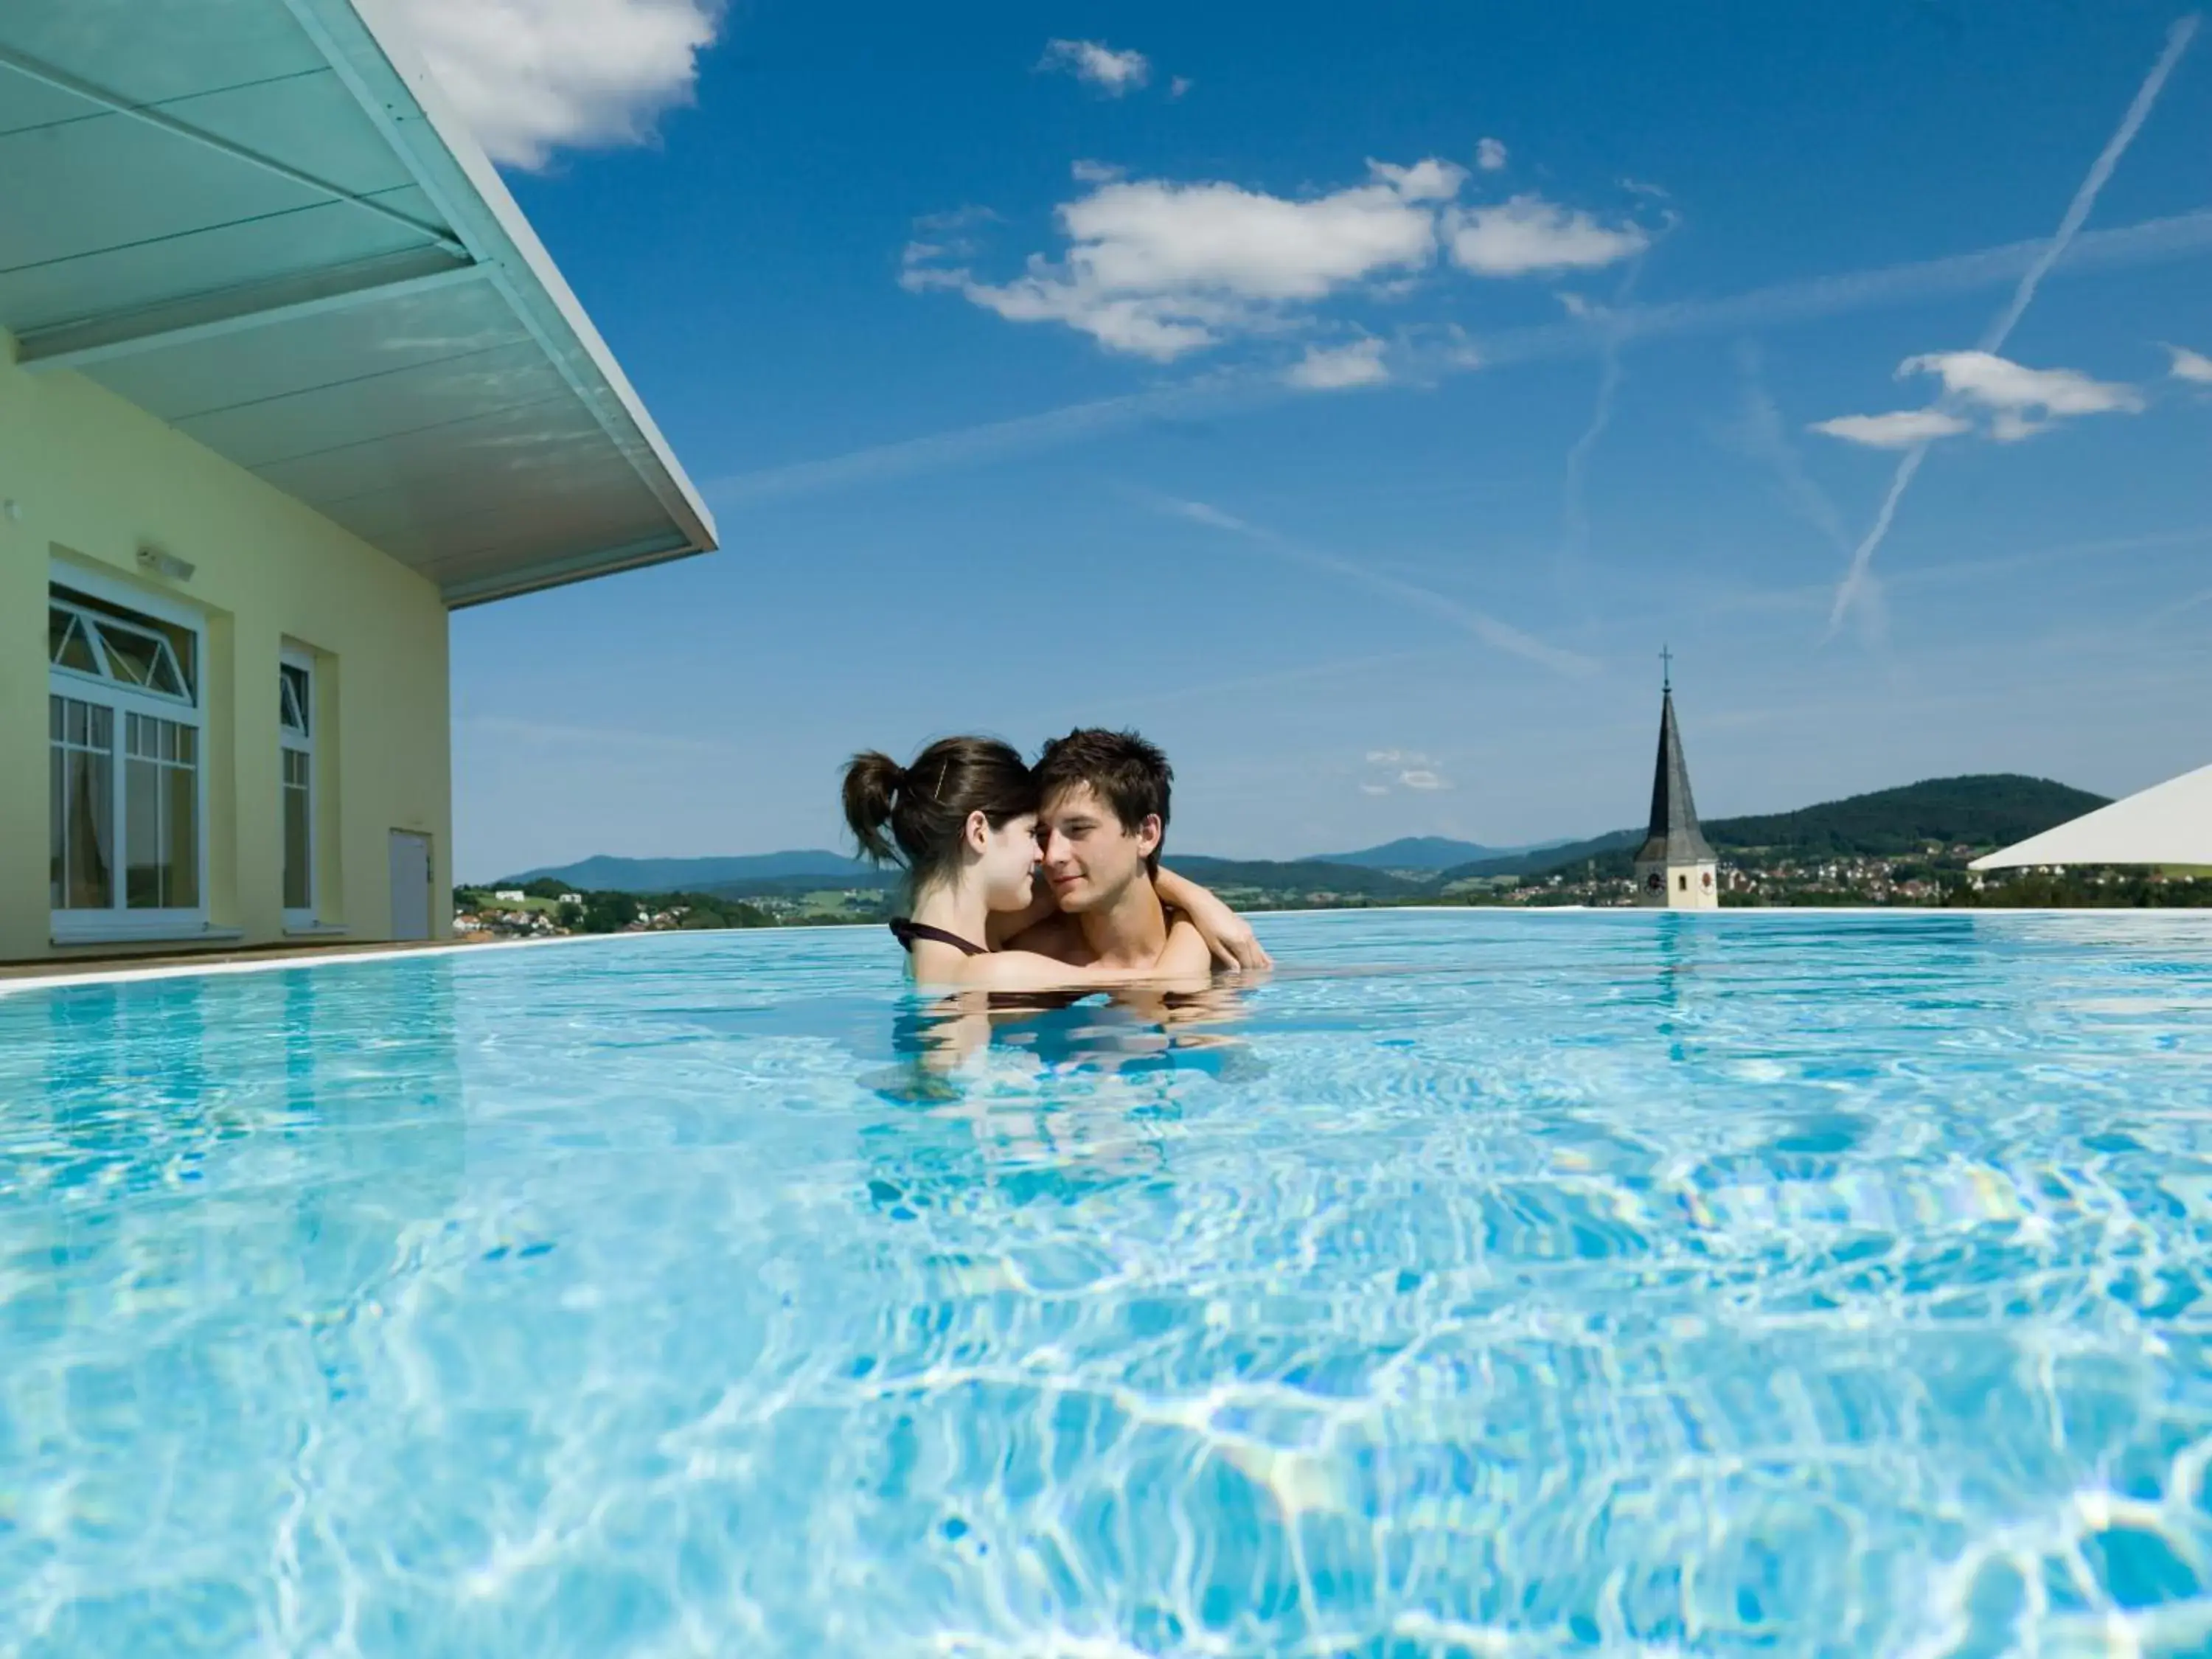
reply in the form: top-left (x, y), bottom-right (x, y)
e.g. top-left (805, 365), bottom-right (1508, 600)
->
top-left (837, 737), bottom-right (1037, 894)
top-left (841, 751), bottom-right (907, 866)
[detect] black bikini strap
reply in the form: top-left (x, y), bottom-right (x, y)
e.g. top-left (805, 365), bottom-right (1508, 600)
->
top-left (888, 918), bottom-right (987, 957)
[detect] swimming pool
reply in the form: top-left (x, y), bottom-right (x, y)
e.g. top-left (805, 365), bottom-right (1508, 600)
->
top-left (4, 910), bottom-right (2211, 1656)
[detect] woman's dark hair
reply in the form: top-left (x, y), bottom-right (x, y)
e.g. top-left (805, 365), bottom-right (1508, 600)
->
top-left (841, 737), bottom-right (1039, 894)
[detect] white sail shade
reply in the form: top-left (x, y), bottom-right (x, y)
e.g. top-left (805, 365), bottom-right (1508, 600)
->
top-left (1971, 763), bottom-right (2212, 871)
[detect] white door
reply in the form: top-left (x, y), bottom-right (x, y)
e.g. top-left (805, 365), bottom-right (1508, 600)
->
top-left (388, 831), bottom-right (432, 941)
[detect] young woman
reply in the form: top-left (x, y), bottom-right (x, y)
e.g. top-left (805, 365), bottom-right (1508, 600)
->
top-left (841, 737), bottom-right (1261, 990)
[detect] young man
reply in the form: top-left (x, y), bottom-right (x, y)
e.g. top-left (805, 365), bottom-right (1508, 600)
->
top-left (1009, 728), bottom-right (1270, 972)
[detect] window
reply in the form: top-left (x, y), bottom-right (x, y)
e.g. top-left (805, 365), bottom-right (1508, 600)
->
top-left (48, 578), bottom-right (206, 938)
top-left (124, 712), bottom-right (198, 908)
top-left (49, 698), bottom-right (114, 908)
top-left (280, 653), bottom-right (315, 924)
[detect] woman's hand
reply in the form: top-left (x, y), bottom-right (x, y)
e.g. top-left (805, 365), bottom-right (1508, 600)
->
top-left (1155, 866), bottom-right (1273, 972)
top-left (1197, 907), bottom-right (1271, 972)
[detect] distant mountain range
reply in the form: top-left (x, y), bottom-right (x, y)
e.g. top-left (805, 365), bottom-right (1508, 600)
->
top-left (512, 835), bottom-right (1553, 890)
top-left (504, 849), bottom-right (873, 891)
top-left (1301, 835), bottom-right (1558, 870)
top-left (503, 776), bottom-right (2107, 901)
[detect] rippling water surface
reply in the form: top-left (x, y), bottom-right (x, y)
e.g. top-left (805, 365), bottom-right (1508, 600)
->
top-left (6, 911), bottom-right (2212, 1656)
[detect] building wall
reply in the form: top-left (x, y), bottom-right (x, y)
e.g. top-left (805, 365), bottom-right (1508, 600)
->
top-left (0, 338), bottom-right (451, 964)
top-left (1634, 858), bottom-right (1720, 910)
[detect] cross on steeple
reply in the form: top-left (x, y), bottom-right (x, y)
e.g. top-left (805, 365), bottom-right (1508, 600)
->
top-left (1660, 644), bottom-right (1673, 693)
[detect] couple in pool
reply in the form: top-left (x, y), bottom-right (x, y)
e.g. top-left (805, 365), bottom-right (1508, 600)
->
top-left (841, 727), bottom-right (1273, 990)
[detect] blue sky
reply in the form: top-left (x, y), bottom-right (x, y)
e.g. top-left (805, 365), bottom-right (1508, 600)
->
top-left (411, 0), bottom-right (2212, 878)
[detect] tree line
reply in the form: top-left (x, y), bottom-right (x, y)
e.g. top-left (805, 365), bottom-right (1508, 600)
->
top-left (455, 877), bottom-right (782, 933)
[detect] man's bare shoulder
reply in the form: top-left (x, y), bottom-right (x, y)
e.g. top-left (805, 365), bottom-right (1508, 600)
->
top-left (1004, 913), bottom-right (1093, 964)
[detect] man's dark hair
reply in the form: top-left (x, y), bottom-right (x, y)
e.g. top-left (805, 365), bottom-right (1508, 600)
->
top-left (1035, 728), bottom-right (1172, 874)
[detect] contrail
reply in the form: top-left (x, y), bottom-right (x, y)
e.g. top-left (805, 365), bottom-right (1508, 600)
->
top-left (1828, 13), bottom-right (2202, 633)
top-left (1557, 343), bottom-right (1621, 583)
top-left (1557, 263), bottom-right (1642, 595)
top-left (1732, 342), bottom-right (1854, 561)
top-left (1155, 496), bottom-right (1600, 678)
top-left (710, 376), bottom-right (1264, 506)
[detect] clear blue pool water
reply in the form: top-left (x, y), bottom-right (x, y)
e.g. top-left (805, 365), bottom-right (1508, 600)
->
top-left (5, 910), bottom-right (2212, 1657)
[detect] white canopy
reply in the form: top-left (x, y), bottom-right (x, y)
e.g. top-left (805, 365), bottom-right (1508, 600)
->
top-left (1971, 762), bottom-right (2212, 870)
top-left (0, 0), bottom-right (716, 607)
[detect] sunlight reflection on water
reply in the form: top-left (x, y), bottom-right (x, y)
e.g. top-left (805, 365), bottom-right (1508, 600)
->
top-left (3, 911), bottom-right (2212, 1655)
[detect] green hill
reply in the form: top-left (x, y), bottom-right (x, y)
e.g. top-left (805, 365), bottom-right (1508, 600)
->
top-left (1166, 856), bottom-right (1428, 900)
top-left (1699, 773), bottom-right (2107, 857)
top-left (1447, 773), bottom-right (2108, 885)
top-left (692, 869), bottom-right (898, 900)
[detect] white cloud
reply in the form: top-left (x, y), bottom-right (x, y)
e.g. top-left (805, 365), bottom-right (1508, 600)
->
top-left (2163, 343), bottom-right (2212, 383)
top-left (902, 151), bottom-right (1655, 361)
top-left (1366, 159), bottom-right (1467, 203)
top-left (1988, 411), bottom-right (2049, 443)
top-left (1475, 137), bottom-right (1508, 172)
top-left (381, 0), bottom-right (720, 170)
top-left (1446, 195), bottom-right (1649, 276)
top-left (1040, 39), bottom-right (1150, 95)
top-left (1357, 751), bottom-right (1449, 792)
top-left (1812, 355), bottom-right (2139, 450)
top-left (1285, 338), bottom-right (1389, 389)
top-left (898, 206), bottom-right (996, 293)
top-left (1809, 409), bottom-right (1972, 448)
top-left (938, 160), bottom-right (1462, 360)
top-left (1169, 75), bottom-right (1194, 99)
top-left (896, 257), bottom-right (965, 294)
top-left (1900, 349), bottom-right (2144, 420)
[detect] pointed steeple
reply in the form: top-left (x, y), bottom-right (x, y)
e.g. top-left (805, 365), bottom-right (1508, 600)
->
top-left (1635, 653), bottom-right (1714, 866)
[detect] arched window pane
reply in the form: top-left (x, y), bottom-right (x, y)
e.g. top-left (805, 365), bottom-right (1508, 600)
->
top-left (49, 608), bottom-right (100, 675)
top-left (280, 662), bottom-right (312, 736)
top-left (97, 620), bottom-right (162, 687)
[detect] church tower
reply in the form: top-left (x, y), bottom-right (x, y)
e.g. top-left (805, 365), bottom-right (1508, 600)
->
top-left (1633, 651), bottom-right (1719, 910)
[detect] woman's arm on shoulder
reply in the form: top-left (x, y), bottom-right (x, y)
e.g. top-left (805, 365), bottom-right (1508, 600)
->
top-left (1155, 866), bottom-right (1273, 970)
top-left (1154, 915), bottom-right (1215, 979)
top-left (984, 885), bottom-right (1060, 950)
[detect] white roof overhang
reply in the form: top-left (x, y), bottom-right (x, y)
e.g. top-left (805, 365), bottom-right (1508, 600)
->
top-left (1971, 763), bottom-right (2212, 870)
top-left (0, 0), bottom-right (717, 608)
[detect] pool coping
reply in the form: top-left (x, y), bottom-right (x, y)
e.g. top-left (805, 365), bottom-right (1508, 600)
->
top-left (0, 933), bottom-right (597, 995)
top-left (0, 923), bottom-right (882, 996)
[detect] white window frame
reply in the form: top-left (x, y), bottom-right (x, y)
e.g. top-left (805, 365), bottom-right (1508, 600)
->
top-left (279, 647), bottom-right (317, 931)
top-left (47, 564), bottom-right (214, 944)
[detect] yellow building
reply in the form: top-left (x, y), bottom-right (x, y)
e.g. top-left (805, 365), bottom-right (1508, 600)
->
top-left (0, 0), bottom-right (716, 966)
